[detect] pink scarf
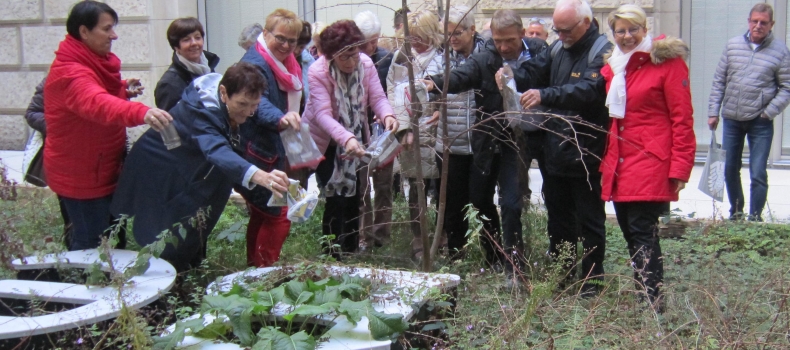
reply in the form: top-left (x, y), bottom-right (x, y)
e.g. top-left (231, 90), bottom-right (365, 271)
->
top-left (255, 34), bottom-right (302, 112)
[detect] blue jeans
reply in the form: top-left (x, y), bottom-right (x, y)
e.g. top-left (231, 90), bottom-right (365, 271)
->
top-left (59, 194), bottom-right (123, 251)
top-left (723, 117), bottom-right (774, 220)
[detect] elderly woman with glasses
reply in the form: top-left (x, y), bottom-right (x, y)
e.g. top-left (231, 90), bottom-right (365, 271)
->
top-left (112, 63), bottom-right (289, 272)
top-left (600, 4), bottom-right (695, 310)
top-left (303, 20), bottom-right (397, 259)
top-left (237, 8), bottom-right (303, 268)
top-left (386, 10), bottom-right (444, 261)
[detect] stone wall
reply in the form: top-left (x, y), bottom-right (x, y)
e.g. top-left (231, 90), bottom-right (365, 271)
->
top-left (0, 0), bottom-right (198, 150)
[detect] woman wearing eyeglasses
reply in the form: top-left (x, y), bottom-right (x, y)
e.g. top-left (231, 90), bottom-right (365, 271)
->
top-left (111, 63), bottom-right (290, 272)
top-left (237, 9), bottom-right (303, 268)
top-left (600, 4), bottom-right (695, 311)
top-left (303, 20), bottom-right (397, 259)
top-left (386, 10), bottom-right (444, 261)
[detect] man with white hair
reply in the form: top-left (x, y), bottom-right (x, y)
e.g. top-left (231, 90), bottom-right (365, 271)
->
top-left (511, 0), bottom-right (612, 296)
top-left (526, 18), bottom-right (550, 41)
top-left (354, 10), bottom-right (395, 250)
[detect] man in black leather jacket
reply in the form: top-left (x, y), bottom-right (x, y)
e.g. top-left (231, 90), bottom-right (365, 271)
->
top-left (425, 9), bottom-right (547, 280)
top-left (512, 0), bottom-right (612, 295)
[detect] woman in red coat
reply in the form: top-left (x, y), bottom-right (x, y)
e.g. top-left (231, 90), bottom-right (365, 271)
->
top-left (45, 1), bottom-right (171, 251)
top-left (600, 4), bottom-right (695, 310)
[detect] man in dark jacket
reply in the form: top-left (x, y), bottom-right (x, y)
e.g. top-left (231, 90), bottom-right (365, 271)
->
top-left (424, 9), bottom-right (547, 281)
top-left (513, 0), bottom-right (612, 294)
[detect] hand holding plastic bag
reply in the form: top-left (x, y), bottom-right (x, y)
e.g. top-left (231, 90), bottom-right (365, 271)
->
top-left (281, 122), bottom-right (324, 169)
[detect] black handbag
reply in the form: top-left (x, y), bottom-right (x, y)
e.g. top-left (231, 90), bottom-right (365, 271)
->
top-left (25, 146), bottom-right (47, 187)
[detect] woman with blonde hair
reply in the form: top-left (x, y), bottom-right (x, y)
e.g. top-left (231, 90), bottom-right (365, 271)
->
top-left (237, 8), bottom-right (303, 267)
top-left (386, 10), bottom-right (444, 260)
top-left (600, 4), bottom-right (695, 311)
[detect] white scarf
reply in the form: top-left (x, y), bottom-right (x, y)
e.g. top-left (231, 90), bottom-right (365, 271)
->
top-left (411, 47), bottom-right (440, 76)
top-left (605, 35), bottom-right (653, 119)
top-left (257, 34), bottom-right (302, 113)
top-left (325, 60), bottom-right (366, 197)
top-left (176, 52), bottom-right (211, 76)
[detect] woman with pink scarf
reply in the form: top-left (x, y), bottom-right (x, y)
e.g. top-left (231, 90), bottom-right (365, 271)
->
top-left (237, 9), bottom-right (303, 267)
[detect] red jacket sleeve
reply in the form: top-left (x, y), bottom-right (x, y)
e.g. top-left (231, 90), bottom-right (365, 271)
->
top-left (63, 67), bottom-right (148, 127)
top-left (663, 57), bottom-right (696, 182)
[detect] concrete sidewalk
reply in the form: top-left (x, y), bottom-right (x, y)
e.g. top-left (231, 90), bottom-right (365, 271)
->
top-left (4, 149), bottom-right (790, 222)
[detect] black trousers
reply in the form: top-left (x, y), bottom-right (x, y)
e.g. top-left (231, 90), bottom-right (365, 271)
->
top-left (613, 201), bottom-right (668, 300)
top-left (316, 145), bottom-right (361, 256)
top-left (469, 153), bottom-right (503, 266)
top-left (435, 154), bottom-right (472, 257)
top-left (543, 174), bottom-right (607, 282)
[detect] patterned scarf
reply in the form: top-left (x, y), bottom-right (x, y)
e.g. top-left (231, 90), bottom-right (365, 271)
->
top-left (325, 58), bottom-right (366, 197)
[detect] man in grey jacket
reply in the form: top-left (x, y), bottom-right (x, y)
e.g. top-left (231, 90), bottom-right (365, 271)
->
top-left (708, 3), bottom-right (790, 221)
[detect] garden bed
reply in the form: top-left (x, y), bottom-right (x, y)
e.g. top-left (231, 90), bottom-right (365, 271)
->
top-left (161, 265), bottom-right (460, 349)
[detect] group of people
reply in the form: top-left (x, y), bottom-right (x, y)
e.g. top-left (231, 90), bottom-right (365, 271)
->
top-left (25, 0), bottom-right (790, 312)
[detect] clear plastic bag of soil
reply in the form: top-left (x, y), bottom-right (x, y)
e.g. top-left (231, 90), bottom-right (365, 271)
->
top-left (360, 123), bottom-right (402, 169)
top-left (499, 63), bottom-right (547, 132)
top-left (280, 123), bottom-right (324, 169)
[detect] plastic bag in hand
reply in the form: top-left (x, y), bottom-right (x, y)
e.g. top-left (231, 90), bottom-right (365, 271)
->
top-left (280, 122), bottom-right (324, 169)
top-left (360, 130), bottom-right (402, 169)
top-left (499, 63), bottom-right (546, 132)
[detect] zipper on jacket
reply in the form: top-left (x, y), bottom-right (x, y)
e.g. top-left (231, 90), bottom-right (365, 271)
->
top-left (204, 165), bottom-right (215, 180)
top-left (467, 92), bottom-right (473, 154)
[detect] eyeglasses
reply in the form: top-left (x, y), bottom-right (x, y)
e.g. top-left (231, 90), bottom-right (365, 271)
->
top-left (267, 31), bottom-right (297, 46)
top-left (529, 17), bottom-right (547, 26)
top-left (449, 27), bottom-right (467, 38)
top-left (614, 26), bottom-right (642, 37)
top-left (552, 19), bottom-right (582, 35)
top-left (336, 52), bottom-right (360, 62)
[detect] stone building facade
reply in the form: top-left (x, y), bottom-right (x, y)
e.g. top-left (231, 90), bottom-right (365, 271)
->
top-left (0, 0), bottom-right (198, 150)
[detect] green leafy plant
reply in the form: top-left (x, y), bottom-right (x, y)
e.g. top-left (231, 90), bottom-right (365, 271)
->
top-left (154, 266), bottom-right (408, 349)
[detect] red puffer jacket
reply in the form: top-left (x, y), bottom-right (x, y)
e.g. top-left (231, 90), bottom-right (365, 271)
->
top-left (44, 36), bottom-right (149, 199)
top-left (599, 36), bottom-right (696, 202)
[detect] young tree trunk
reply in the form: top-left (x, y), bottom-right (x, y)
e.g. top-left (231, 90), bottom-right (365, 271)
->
top-left (401, 0), bottom-right (432, 272)
top-left (429, 0), bottom-right (454, 261)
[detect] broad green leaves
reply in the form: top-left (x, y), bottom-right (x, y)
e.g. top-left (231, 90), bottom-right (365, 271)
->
top-left (337, 299), bottom-right (407, 340)
top-left (154, 272), bottom-right (406, 349)
top-left (153, 317), bottom-right (206, 350)
top-left (253, 328), bottom-right (316, 350)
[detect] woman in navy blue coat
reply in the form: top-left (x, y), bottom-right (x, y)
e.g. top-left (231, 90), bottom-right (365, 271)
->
top-left (111, 62), bottom-right (289, 272)
top-left (236, 9), bottom-right (303, 268)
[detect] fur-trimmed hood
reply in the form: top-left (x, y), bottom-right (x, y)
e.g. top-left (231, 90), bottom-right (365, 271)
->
top-left (604, 35), bottom-right (689, 65)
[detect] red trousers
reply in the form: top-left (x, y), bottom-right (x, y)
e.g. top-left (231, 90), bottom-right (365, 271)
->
top-left (246, 206), bottom-right (291, 267)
